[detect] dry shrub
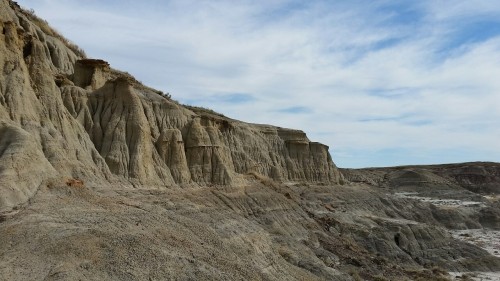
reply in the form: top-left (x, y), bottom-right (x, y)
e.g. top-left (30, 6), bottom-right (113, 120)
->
top-left (404, 266), bottom-right (451, 281)
top-left (431, 266), bottom-right (449, 276)
top-left (184, 105), bottom-right (227, 118)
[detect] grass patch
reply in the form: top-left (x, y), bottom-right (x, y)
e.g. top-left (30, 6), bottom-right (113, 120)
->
top-left (184, 105), bottom-right (227, 118)
top-left (109, 69), bottom-right (175, 101)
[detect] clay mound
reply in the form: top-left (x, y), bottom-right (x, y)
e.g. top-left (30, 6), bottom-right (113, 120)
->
top-left (343, 162), bottom-right (500, 195)
top-left (440, 163), bottom-right (500, 194)
top-left (387, 169), bottom-right (447, 187)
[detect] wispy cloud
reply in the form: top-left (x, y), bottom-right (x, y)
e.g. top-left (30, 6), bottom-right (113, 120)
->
top-left (276, 106), bottom-right (312, 114)
top-left (17, 0), bottom-right (500, 167)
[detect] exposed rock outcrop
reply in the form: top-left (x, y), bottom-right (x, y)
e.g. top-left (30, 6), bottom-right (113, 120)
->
top-left (0, 2), bottom-right (114, 210)
top-left (342, 163), bottom-right (500, 231)
top-left (73, 59), bottom-right (110, 90)
top-left (0, 121), bottom-right (56, 209)
top-left (341, 162), bottom-right (500, 195)
top-left (0, 0), bottom-right (342, 211)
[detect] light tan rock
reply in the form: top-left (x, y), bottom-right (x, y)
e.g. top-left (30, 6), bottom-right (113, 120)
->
top-left (57, 50), bottom-right (344, 188)
top-left (0, 2), bottom-right (113, 209)
top-left (0, 0), bottom-right (343, 211)
top-left (0, 121), bottom-right (55, 211)
top-left (73, 59), bottom-right (110, 90)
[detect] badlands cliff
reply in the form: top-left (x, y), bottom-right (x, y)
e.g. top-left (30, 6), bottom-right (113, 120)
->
top-left (0, 0), bottom-right (341, 212)
top-left (1, 1), bottom-right (500, 280)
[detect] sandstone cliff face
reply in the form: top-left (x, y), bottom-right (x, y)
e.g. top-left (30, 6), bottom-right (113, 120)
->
top-left (62, 73), bottom-right (343, 188)
top-left (0, 2), bottom-right (114, 211)
top-left (0, 0), bottom-right (342, 211)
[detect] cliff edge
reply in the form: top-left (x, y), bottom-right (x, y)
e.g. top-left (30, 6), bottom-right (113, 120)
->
top-left (0, 0), bottom-right (342, 211)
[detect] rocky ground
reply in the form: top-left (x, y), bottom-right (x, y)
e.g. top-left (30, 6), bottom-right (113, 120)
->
top-left (342, 163), bottom-right (500, 280)
top-left (2, 168), bottom-right (500, 280)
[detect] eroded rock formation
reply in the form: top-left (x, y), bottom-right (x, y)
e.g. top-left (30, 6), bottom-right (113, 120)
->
top-left (0, 0), bottom-right (342, 211)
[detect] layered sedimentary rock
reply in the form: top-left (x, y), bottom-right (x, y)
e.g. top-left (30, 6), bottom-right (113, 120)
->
top-left (3, 2), bottom-right (500, 280)
top-left (62, 73), bottom-right (343, 188)
top-left (73, 59), bottom-right (110, 90)
top-left (0, 2), bottom-right (115, 211)
top-left (341, 163), bottom-right (500, 231)
top-left (0, 0), bottom-right (342, 211)
top-left (341, 162), bottom-right (500, 195)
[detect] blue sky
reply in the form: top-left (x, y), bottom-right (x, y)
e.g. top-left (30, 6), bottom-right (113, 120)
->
top-left (17, 0), bottom-right (500, 168)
